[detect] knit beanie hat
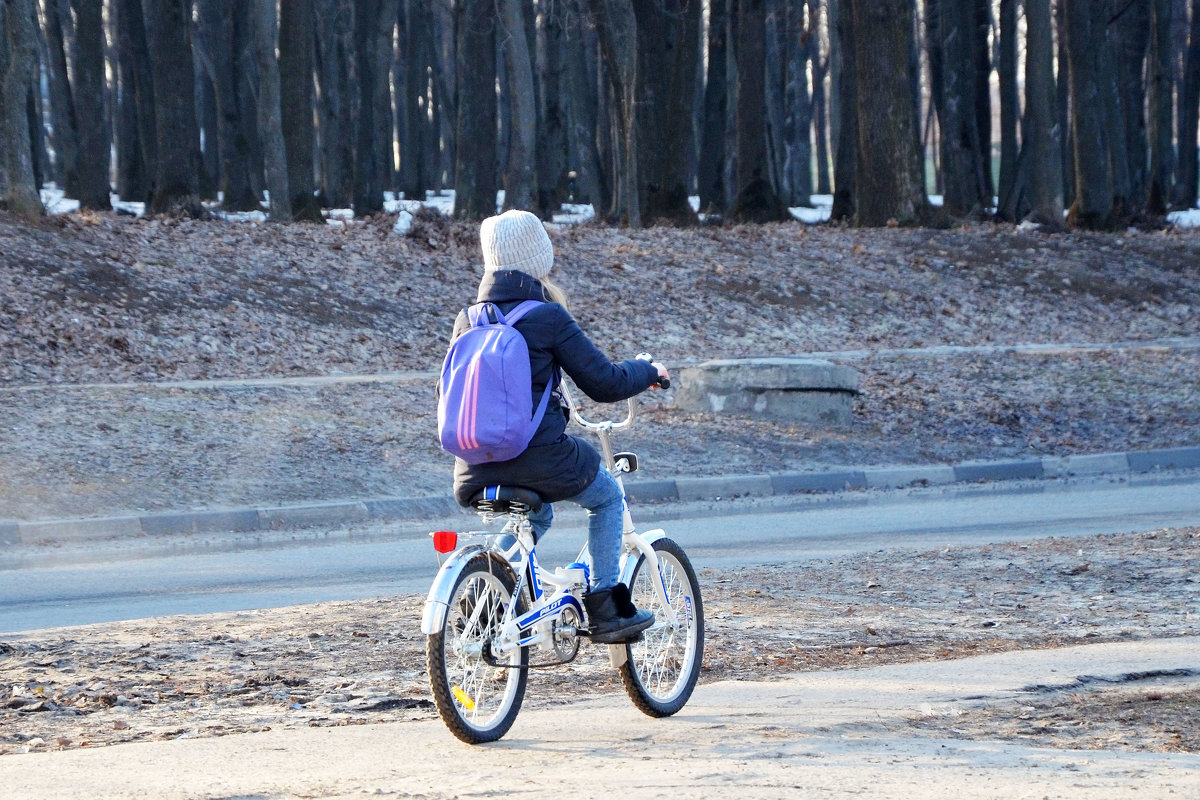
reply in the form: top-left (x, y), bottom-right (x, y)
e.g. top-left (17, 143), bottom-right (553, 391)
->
top-left (480, 210), bottom-right (554, 279)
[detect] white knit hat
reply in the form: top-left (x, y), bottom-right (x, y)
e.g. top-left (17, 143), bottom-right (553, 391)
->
top-left (480, 210), bottom-right (554, 279)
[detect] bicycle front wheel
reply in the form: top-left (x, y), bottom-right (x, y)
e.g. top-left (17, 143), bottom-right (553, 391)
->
top-left (619, 537), bottom-right (704, 717)
top-left (426, 554), bottom-right (528, 743)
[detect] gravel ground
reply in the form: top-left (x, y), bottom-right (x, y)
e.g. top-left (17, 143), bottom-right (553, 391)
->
top-left (1, 212), bottom-right (1197, 521)
top-left (2, 526), bottom-right (1197, 756)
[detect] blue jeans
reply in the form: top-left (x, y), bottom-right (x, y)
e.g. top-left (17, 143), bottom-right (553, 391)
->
top-left (527, 467), bottom-right (624, 592)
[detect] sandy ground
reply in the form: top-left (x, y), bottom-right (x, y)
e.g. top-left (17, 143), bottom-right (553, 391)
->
top-left (3, 526), bottom-right (1197, 781)
top-left (1, 637), bottom-right (1197, 799)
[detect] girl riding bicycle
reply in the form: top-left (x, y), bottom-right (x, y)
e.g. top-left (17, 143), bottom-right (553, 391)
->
top-left (447, 209), bottom-right (670, 644)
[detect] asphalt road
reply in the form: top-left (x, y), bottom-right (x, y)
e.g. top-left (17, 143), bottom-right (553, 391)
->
top-left (1, 472), bottom-right (1198, 635)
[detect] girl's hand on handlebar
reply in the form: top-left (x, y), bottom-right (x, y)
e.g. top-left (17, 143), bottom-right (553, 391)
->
top-left (651, 362), bottom-right (671, 389)
top-left (637, 352), bottom-right (670, 389)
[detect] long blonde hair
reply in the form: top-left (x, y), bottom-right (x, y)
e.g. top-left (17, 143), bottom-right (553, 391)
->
top-left (541, 276), bottom-right (570, 310)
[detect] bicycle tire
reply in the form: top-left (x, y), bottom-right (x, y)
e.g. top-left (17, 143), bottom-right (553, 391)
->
top-left (618, 537), bottom-right (704, 717)
top-left (426, 553), bottom-right (528, 743)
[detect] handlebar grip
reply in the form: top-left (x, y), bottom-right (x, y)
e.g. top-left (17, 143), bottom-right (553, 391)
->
top-left (637, 353), bottom-right (669, 390)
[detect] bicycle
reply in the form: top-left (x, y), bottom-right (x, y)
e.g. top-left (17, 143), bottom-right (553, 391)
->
top-left (421, 374), bottom-right (705, 744)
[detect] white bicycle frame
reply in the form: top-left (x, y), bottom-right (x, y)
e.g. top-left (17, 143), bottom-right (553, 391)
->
top-left (563, 385), bottom-right (678, 627)
top-left (421, 385), bottom-right (678, 667)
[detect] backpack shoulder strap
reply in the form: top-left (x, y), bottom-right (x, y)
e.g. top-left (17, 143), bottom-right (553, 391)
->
top-left (464, 299), bottom-right (542, 327)
top-left (464, 302), bottom-right (494, 327)
top-left (499, 299), bottom-right (543, 326)
top-left (501, 300), bottom-right (557, 411)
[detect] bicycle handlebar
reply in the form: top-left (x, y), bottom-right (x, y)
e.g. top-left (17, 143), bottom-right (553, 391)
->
top-left (562, 354), bottom-right (667, 430)
top-left (561, 383), bottom-right (636, 431)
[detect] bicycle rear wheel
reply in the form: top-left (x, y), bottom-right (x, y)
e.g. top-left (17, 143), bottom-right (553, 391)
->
top-left (619, 537), bottom-right (704, 716)
top-left (426, 554), bottom-right (528, 743)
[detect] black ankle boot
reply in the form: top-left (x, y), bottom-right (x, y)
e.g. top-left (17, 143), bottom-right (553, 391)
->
top-left (583, 583), bottom-right (654, 644)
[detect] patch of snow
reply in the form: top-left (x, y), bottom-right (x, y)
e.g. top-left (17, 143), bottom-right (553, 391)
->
top-left (1167, 208), bottom-right (1200, 228)
top-left (40, 185), bottom-right (78, 214)
top-left (37, 181), bottom-right (1200, 231)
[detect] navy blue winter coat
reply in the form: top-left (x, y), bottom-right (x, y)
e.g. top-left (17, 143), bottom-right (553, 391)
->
top-left (449, 269), bottom-right (660, 506)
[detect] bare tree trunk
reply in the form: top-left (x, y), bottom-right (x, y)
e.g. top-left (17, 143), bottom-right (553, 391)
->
top-left (352, 0), bottom-right (391, 216)
top-left (563, 0), bottom-right (604, 210)
top-left (453, 0), bottom-right (498, 221)
top-left (929, 0), bottom-right (989, 216)
top-left (634, 0), bottom-right (699, 226)
top-left (43, 0), bottom-right (80, 198)
top-left (430, 3), bottom-right (456, 191)
top-left (765, 0), bottom-right (814, 207)
top-left (996, 0), bottom-right (1021, 221)
top-left (500, 0), bottom-right (537, 211)
top-left (1, 0), bottom-right (43, 219)
top-left (316, 0), bottom-right (354, 208)
top-left (1024, 0), bottom-right (1064, 228)
top-left (195, 0), bottom-right (258, 211)
top-left (1176, 0), bottom-right (1200, 208)
top-left (1063, 0), bottom-right (1115, 229)
top-left (811, 0), bottom-right (831, 196)
top-left (1147, 0), bottom-right (1175, 213)
top-left (1056, 0), bottom-right (1074, 209)
top-left (791, 0), bottom-right (816, 204)
top-left (698, 0), bottom-right (729, 215)
top-left (196, 62), bottom-right (220, 200)
top-left (972, 0), bottom-right (993, 201)
top-left (280, 0), bottom-right (323, 221)
top-left (848, 0), bottom-right (936, 227)
top-left (535, 0), bottom-right (568, 218)
top-left (73, 0), bottom-right (112, 210)
top-left (28, 74), bottom-right (47, 191)
top-left (252, 0), bottom-right (291, 221)
top-left (729, 0), bottom-right (787, 222)
top-left (588, 0), bottom-right (640, 225)
top-left (829, 0), bottom-right (855, 221)
top-left (1111, 0), bottom-right (1147, 215)
top-left (397, 0), bottom-right (427, 202)
top-left (115, 0), bottom-right (156, 203)
top-left (143, 0), bottom-right (204, 216)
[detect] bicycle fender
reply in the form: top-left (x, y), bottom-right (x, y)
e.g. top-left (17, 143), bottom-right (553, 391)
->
top-left (617, 528), bottom-right (667, 586)
top-left (421, 543), bottom-right (492, 634)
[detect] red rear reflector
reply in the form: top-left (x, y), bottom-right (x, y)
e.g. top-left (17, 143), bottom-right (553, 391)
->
top-left (432, 531), bottom-right (458, 553)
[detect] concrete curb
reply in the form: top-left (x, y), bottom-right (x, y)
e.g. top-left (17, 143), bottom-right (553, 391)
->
top-left (3, 445), bottom-right (1198, 546)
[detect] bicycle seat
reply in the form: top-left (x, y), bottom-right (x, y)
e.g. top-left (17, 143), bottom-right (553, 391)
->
top-left (469, 486), bottom-right (544, 515)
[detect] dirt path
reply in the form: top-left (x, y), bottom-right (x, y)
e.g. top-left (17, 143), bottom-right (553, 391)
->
top-left (2, 638), bottom-right (1197, 799)
top-left (3, 527), bottom-right (1197, 760)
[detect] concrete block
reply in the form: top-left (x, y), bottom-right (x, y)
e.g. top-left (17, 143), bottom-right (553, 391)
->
top-left (954, 460), bottom-right (1044, 483)
top-left (675, 357), bottom-right (860, 425)
top-left (771, 470), bottom-right (867, 494)
top-left (18, 515), bottom-right (143, 544)
top-left (674, 475), bottom-right (773, 501)
top-left (1128, 446), bottom-right (1200, 473)
top-left (864, 465), bottom-right (957, 489)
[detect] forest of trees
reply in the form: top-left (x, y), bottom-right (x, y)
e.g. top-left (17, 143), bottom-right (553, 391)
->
top-left (1, 0), bottom-right (1199, 231)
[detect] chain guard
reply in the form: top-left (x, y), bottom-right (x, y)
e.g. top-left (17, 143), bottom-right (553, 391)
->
top-left (482, 607), bottom-right (583, 670)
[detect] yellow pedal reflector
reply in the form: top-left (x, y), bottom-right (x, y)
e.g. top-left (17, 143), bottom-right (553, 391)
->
top-left (452, 685), bottom-right (476, 710)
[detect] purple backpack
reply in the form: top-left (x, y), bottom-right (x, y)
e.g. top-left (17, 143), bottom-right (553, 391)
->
top-left (437, 300), bottom-right (553, 464)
